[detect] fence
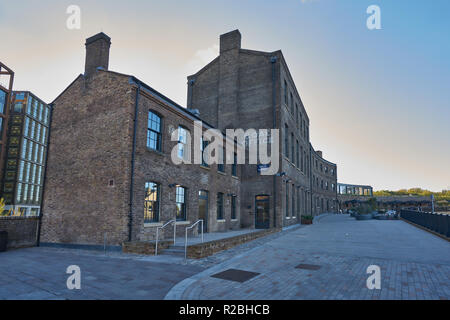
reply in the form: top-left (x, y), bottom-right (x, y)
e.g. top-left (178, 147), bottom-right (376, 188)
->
top-left (400, 209), bottom-right (450, 238)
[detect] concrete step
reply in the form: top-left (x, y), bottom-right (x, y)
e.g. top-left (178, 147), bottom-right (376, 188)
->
top-left (160, 245), bottom-right (185, 257)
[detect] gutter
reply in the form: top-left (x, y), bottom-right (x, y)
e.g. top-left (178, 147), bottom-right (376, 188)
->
top-left (271, 56), bottom-right (277, 228)
top-left (128, 83), bottom-right (141, 242)
top-left (37, 103), bottom-right (54, 246)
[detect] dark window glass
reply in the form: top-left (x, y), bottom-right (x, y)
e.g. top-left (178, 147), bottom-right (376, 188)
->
top-left (284, 125), bottom-right (289, 158)
top-left (144, 182), bottom-right (160, 223)
top-left (292, 186), bottom-right (295, 217)
top-left (176, 186), bottom-right (186, 221)
top-left (147, 111), bottom-right (162, 151)
top-left (285, 183), bottom-right (289, 217)
top-left (232, 153), bottom-right (237, 176)
top-left (201, 138), bottom-right (209, 167)
top-left (218, 148), bottom-right (225, 172)
top-left (231, 196), bottom-right (237, 220)
top-left (217, 192), bottom-right (224, 220)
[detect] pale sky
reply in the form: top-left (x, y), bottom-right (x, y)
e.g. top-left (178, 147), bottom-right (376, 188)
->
top-left (1, 0), bottom-right (449, 192)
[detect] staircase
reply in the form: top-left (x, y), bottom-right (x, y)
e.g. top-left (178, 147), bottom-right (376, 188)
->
top-left (160, 244), bottom-right (185, 257)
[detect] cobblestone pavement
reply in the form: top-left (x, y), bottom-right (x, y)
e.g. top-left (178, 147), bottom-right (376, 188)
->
top-left (0, 247), bottom-right (203, 300)
top-left (165, 215), bottom-right (450, 300)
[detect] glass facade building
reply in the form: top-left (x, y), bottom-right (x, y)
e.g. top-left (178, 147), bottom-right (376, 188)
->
top-left (2, 91), bottom-right (51, 216)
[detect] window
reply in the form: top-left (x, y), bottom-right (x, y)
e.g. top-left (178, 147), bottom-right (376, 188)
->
top-left (285, 182), bottom-right (289, 217)
top-left (284, 124), bottom-right (289, 158)
top-left (0, 90), bottom-right (6, 114)
top-left (201, 137), bottom-right (209, 167)
top-left (147, 111), bottom-right (162, 151)
top-left (296, 140), bottom-right (299, 168)
top-left (218, 147), bottom-right (225, 173)
top-left (231, 196), bottom-right (237, 220)
top-left (144, 182), bottom-right (160, 223)
top-left (232, 153), bottom-right (237, 176)
top-left (177, 126), bottom-right (188, 160)
top-left (217, 192), bottom-right (224, 220)
top-left (284, 80), bottom-right (288, 105)
top-left (176, 186), bottom-right (186, 221)
top-left (291, 133), bottom-right (294, 162)
top-left (290, 93), bottom-right (294, 114)
top-left (292, 185), bottom-right (295, 217)
top-left (300, 146), bottom-right (303, 172)
top-left (296, 104), bottom-right (299, 126)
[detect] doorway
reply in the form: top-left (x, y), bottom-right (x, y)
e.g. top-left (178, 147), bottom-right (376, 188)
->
top-left (198, 190), bottom-right (208, 233)
top-left (255, 195), bottom-right (270, 229)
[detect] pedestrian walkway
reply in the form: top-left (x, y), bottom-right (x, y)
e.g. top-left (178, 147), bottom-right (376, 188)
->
top-left (165, 214), bottom-right (450, 300)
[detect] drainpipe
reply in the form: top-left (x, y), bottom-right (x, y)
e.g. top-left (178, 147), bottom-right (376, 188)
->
top-left (271, 56), bottom-right (277, 228)
top-left (309, 144), bottom-right (313, 215)
top-left (37, 103), bottom-right (54, 246)
top-left (128, 83), bottom-right (141, 241)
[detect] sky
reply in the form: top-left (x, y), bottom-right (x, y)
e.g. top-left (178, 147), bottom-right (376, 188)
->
top-left (1, 0), bottom-right (449, 192)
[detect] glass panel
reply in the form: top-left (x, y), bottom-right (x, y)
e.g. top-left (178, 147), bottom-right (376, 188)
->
top-left (144, 182), bottom-right (159, 223)
top-left (0, 90), bottom-right (6, 114)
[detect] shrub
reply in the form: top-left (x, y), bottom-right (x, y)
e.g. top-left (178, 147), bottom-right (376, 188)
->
top-left (301, 215), bottom-right (313, 220)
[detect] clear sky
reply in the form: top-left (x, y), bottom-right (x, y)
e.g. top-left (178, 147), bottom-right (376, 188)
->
top-left (1, 0), bottom-right (449, 191)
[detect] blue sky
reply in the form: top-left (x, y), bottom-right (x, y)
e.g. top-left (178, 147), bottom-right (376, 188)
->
top-left (1, 0), bottom-right (449, 191)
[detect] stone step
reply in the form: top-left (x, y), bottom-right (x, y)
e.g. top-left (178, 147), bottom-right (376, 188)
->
top-left (160, 246), bottom-right (185, 257)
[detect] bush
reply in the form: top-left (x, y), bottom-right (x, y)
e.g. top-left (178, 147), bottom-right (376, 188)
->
top-left (301, 215), bottom-right (313, 220)
top-left (355, 205), bottom-right (372, 215)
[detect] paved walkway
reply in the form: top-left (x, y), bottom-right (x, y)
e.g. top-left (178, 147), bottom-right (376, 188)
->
top-left (0, 247), bottom-right (203, 300)
top-left (166, 215), bottom-right (450, 300)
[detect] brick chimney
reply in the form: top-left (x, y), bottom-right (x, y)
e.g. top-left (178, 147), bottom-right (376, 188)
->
top-left (220, 30), bottom-right (241, 53)
top-left (84, 32), bottom-right (111, 77)
top-left (316, 151), bottom-right (323, 158)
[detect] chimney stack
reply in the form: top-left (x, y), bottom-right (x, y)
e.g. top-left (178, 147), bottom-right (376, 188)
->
top-left (220, 30), bottom-right (241, 53)
top-left (84, 32), bottom-right (111, 77)
top-left (316, 151), bottom-right (323, 158)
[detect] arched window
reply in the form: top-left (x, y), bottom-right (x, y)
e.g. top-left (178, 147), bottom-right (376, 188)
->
top-left (147, 111), bottom-right (161, 151)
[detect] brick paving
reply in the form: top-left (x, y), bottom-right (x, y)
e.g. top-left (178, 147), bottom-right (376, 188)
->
top-left (166, 215), bottom-right (450, 300)
top-left (1, 214), bottom-right (449, 300)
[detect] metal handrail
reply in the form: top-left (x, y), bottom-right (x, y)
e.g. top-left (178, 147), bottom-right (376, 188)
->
top-left (184, 219), bottom-right (204, 260)
top-left (155, 219), bottom-right (176, 256)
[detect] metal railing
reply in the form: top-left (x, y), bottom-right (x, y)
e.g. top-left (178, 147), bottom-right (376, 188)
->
top-left (155, 219), bottom-right (176, 256)
top-left (184, 219), bottom-right (204, 260)
top-left (401, 210), bottom-right (449, 238)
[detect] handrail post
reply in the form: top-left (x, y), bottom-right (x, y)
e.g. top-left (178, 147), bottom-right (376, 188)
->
top-left (201, 220), bottom-right (204, 243)
top-left (185, 227), bottom-right (188, 261)
top-left (174, 222), bottom-right (176, 245)
top-left (155, 227), bottom-right (159, 256)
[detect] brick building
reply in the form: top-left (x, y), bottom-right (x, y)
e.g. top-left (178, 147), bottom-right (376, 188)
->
top-left (40, 33), bottom-right (241, 247)
top-left (310, 148), bottom-right (338, 215)
top-left (187, 30), bottom-right (338, 229)
top-left (1, 91), bottom-right (51, 216)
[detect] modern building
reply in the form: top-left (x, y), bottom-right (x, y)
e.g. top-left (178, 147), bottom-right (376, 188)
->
top-left (337, 183), bottom-right (373, 197)
top-left (0, 62), bottom-right (14, 195)
top-left (187, 30), bottom-right (338, 229)
top-left (40, 33), bottom-right (241, 247)
top-left (1, 91), bottom-right (51, 216)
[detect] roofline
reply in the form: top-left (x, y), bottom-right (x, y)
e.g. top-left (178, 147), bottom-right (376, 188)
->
top-left (310, 143), bottom-right (337, 167)
top-left (51, 74), bottom-right (83, 104)
top-left (13, 90), bottom-right (50, 105)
